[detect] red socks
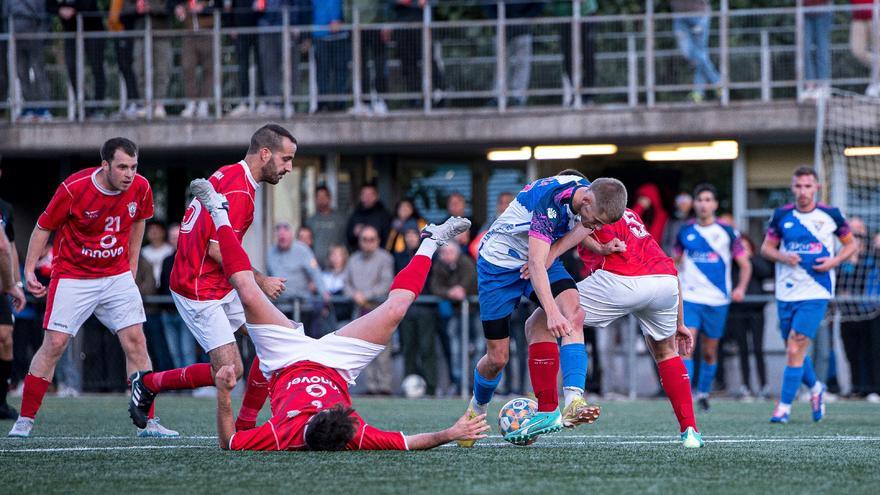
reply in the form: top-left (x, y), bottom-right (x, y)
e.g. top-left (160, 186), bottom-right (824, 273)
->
top-left (235, 358), bottom-right (269, 431)
top-left (389, 255), bottom-right (432, 297)
top-left (658, 356), bottom-right (698, 433)
top-left (20, 374), bottom-right (51, 419)
top-left (528, 342), bottom-right (560, 412)
top-left (216, 225), bottom-right (252, 277)
top-left (143, 364), bottom-right (214, 393)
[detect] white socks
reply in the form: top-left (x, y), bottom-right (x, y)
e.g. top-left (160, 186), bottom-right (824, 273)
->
top-left (469, 396), bottom-right (488, 415)
top-left (563, 387), bottom-right (584, 408)
top-left (416, 238), bottom-right (438, 258)
top-left (210, 207), bottom-right (231, 229)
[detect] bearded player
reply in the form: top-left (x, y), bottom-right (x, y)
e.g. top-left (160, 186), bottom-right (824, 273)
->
top-left (8, 138), bottom-right (177, 438)
top-left (184, 179), bottom-right (487, 451)
top-left (522, 208), bottom-right (703, 448)
top-left (127, 124), bottom-right (294, 432)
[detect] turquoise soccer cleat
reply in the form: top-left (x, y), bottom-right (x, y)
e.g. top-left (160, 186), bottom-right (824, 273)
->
top-left (503, 409), bottom-right (563, 445)
top-left (680, 426), bottom-right (704, 448)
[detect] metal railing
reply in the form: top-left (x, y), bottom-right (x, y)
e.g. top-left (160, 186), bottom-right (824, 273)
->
top-left (2, 2), bottom-right (879, 123)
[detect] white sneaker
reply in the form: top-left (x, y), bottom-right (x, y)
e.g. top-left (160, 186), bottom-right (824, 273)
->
top-left (181, 100), bottom-right (197, 118)
top-left (122, 103), bottom-right (146, 119)
top-left (189, 179), bottom-right (228, 214)
top-left (153, 104), bottom-right (167, 119)
top-left (371, 99), bottom-right (388, 116)
top-left (866, 392), bottom-right (880, 403)
top-left (255, 102), bottom-right (281, 117)
top-left (8, 416), bottom-right (34, 438)
top-left (227, 102), bottom-right (251, 118)
top-left (56, 384), bottom-right (80, 398)
top-left (196, 101), bottom-right (210, 119)
top-left (420, 217), bottom-right (472, 246)
top-left (137, 418), bottom-right (180, 438)
top-left (866, 83), bottom-right (880, 98)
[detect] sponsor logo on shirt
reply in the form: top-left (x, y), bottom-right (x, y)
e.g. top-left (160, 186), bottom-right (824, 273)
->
top-left (688, 251), bottom-right (720, 263)
top-left (785, 241), bottom-right (824, 254)
top-left (287, 375), bottom-right (341, 394)
top-left (84, 210), bottom-right (101, 219)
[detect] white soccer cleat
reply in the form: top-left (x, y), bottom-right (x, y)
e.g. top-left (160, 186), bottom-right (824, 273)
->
top-left (421, 217), bottom-right (472, 246)
top-left (189, 179), bottom-right (229, 215)
top-left (7, 416), bottom-right (34, 438)
top-left (680, 426), bottom-right (704, 448)
top-left (137, 418), bottom-right (180, 438)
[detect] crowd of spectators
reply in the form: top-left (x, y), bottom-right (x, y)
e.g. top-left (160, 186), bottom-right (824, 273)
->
top-left (1, 1), bottom-right (877, 120)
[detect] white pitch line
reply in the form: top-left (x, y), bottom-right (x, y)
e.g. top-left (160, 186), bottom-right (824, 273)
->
top-left (0, 445), bottom-right (212, 453)
top-left (0, 435), bottom-right (217, 441)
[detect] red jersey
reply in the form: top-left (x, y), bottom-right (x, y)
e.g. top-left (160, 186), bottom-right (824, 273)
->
top-left (229, 361), bottom-right (408, 451)
top-left (578, 209), bottom-right (677, 278)
top-left (170, 161), bottom-right (257, 301)
top-left (37, 167), bottom-right (153, 279)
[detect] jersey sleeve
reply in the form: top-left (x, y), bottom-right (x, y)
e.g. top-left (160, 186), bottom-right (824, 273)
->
top-left (527, 193), bottom-right (561, 244)
top-left (350, 424), bottom-right (408, 451)
top-left (728, 227), bottom-right (747, 258)
top-left (137, 181), bottom-right (154, 221)
top-left (229, 421), bottom-right (280, 451)
top-left (673, 227), bottom-right (685, 258)
top-left (829, 207), bottom-right (853, 242)
top-left (37, 184), bottom-right (73, 231)
top-left (765, 208), bottom-right (785, 243)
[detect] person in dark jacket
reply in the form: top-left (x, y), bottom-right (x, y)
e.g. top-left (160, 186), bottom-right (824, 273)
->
top-left (345, 183), bottom-right (392, 250)
top-left (53, 0), bottom-right (106, 118)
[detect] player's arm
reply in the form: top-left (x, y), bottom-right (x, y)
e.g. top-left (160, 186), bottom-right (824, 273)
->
top-left (0, 229), bottom-right (25, 312)
top-left (814, 233), bottom-right (858, 273)
top-left (208, 239), bottom-right (285, 299)
top-left (128, 219), bottom-right (146, 275)
top-left (675, 278), bottom-right (694, 356)
top-left (23, 226), bottom-right (52, 298)
top-left (214, 365), bottom-right (237, 450)
top-left (760, 235), bottom-right (799, 267)
top-left (527, 237), bottom-right (570, 338)
top-left (405, 412), bottom-right (489, 450)
top-left (732, 254), bottom-right (752, 302)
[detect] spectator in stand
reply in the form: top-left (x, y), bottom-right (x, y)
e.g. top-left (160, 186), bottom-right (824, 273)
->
top-left (266, 221), bottom-right (329, 337)
top-left (226, 0), bottom-right (263, 117)
top-left (631, 183), bottom-right (668, 242)
top-left (471, 191), bottom-right (514, 259)
top-left (135, 253), bottom-right (172, 372)
top-left (554, 0), bottom-right (598, 106)
top-left (346, 183), bottom-right (392, 251)
top-left (54, 0), bottom-right (107, 119)
top-left (253, 0), bottom-right (310, 117)
top-left (671, 0), bottom-right (720, 103)
top-left (321, 244), bottom-right (353, 324)
top-left (344, 226), bottom-right (394, 395)
top-left (296, 225), bottom-right (314, 250)
top-left (430, 242), bottom-right (478, 395)
top-left (0, 1), bottom-right (7, 112)
top-left (132, 0), bottom-right (174, 118)
top-left (174, 0), bottom-right (219, 118)
top-left (391, 0), bottom-right (445, 108)
top-left (108, 0), bottom-right (145, 118)
top-left (803, 0), bottom-right (833, 99)
top-left (141, 220), bottom-right (174, 288)
top-left (158, 223), bottom-right (197, 369)
top-left (306, 185), bottom-right (347, 267)
top-left (395, 228), bottom-right (436, 395)
top-left (11, 0), bottom-right (52, 121)
top-left (662, 192), bottom-right (693, 257)
top-left (311, 0), bottom-right (349, 111)
top-left (386, 198), bottom-right (427, 254)
top-left (446, 192), bottom-right (472, 246)
top-left (850, 0), bottom-right (880, 96)
top-left (350, 0), bottom-right (390, 115)
top-left (484, 1), bottom-right (544, 107)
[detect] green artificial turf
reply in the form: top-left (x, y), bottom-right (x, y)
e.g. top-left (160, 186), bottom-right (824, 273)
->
top-left (1, 396), bottom-right (878, 494)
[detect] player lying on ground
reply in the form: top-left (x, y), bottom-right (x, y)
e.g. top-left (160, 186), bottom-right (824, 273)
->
top-left (523, 208), bottom-right (703, 448)
top-left (153, 179), bottom-right (488, 451)
top-left (464, 171), bottom-right (628, 447)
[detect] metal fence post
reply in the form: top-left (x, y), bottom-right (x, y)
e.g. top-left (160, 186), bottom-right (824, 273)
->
top-left (144, 15), bottom-right (154, 120)
top-left (422, 4), bottom-right (433, 113)
top-left (645, 1), bottom-right (656, 107)
top-left (8, 17), bottom-right (17, 123)
top-left (351, 7), bottom-right (364, 113)
top-left (282, 7), bottom-right (292, 119)
top-left (795, 0), bottom-right (805, 99)
top-left (872, 0), bottom-right (880, 86)
top-left (75, 14), bottom-right (85, 121)
top-left (760, 29), bottom-right (771, 101)
top-left (719, 0), bottom-right (730, 105)
top-left (460, 299), bottom-right (470, 399)
top-left (308, 43), bottom-right (318, 113)
top-left (627, 34), bottom-right (638, 106)
top-left (293, 298), bottom-right (301, 323)
top-left (212, 9), bottom-right (222, 119)
top-left (572, 0), bottom-right (582, 109)
top-left (496, 1), bottom-right (507, 112)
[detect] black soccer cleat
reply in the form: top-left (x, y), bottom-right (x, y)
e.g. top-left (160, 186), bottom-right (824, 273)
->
top-left (698, 396), bottom-right (711, 413)
top-left (128, 370), bottom-right (157, 429)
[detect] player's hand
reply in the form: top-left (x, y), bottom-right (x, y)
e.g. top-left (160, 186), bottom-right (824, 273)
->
top-left (259, 276), bottom-right (286, 300)
top-left (448, 412), bottom-right (489, 443)
top-left (546, 309), bottom-right (572, 338)
top-left (676, 323), bottom-right (694, 356)
top-left (812, 256), bottom-right (836, 273)
top-left (519, 264), bottom-right (531, 280)
top-left (215, 365), bottom-right (237, 392)
top-left (5, 285), bottom-right (26, 313)
top-left (782, 253), bottom-right (801, 267)
top-left (731, 287), bottom-right (746, 303)
top-left (25, 272), bottom-right (46, 298)
top-left (600, 238), bottom-right (627, 255)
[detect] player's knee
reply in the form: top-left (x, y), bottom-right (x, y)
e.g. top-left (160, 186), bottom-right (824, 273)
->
top-left (42, 332), bottom-right (70, 358)
top-left (0, 330), bottom-right (12, 350)
top-left (238, 287), bottom-right (264, 313)
top-left (386, 297), bottom-right (409, 324)
top-left (486, 348), bottom-right (509, 372)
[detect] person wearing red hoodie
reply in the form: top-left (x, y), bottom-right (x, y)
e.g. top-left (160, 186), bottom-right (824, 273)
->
top-left (850, 0), bottom-right (880, 96)
top-left (631, 183), bottom-right (669, 243)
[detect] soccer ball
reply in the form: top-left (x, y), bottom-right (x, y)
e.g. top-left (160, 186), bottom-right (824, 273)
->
top-left (498, 397), bottom-right (539, 446)
top-left (401, 374), bottom-right (427, 399)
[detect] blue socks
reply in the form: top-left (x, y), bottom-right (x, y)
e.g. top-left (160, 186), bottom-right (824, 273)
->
top-left (697, 361), bottom-right (717, 395)
top-left (560, 343), bottom-right (587, 391)
top-left (780, 366), bottom-right (804, 405)
top-left (801, 356), bottom-right (817, 388)
top-left (473, 368), bottom-right (502, 406)
top-left (683, 359), bottom-right (694, 380)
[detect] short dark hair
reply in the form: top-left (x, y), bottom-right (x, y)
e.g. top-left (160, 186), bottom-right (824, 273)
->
top-left (692, 183), bottom-right (717, 201)
top-left (793, 166), bottom-right (819, 181)
top-left (101, 137), bottom-right (138, 164)
top-left (557, 168), bottom-right (587, 179)
top-left (247, 124), bottom-right (297, 155)
top-left (590, 178), bottom-right (628, 223)
top-left (316, 185), bottom-right (331, 196)
top-left (304, 405), bottom-right (358, 451)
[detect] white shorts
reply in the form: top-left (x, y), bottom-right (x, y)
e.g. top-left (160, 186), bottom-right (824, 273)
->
top-left (246, 322), bottom-right (385, 384)
top-left (578, 270), bottom-right (679, 341)
top-left (44, 273), bottom-right (146, 337)
top-left (171, 290), bottom-right (246, 353)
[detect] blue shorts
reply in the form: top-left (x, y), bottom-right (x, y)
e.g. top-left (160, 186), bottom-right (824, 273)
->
top-left (777, 299), bottom-right (829, 340)
top-left (476, 257), bottom-right (573, 321)
top-left (683, 301), bottom-right (730, 340)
